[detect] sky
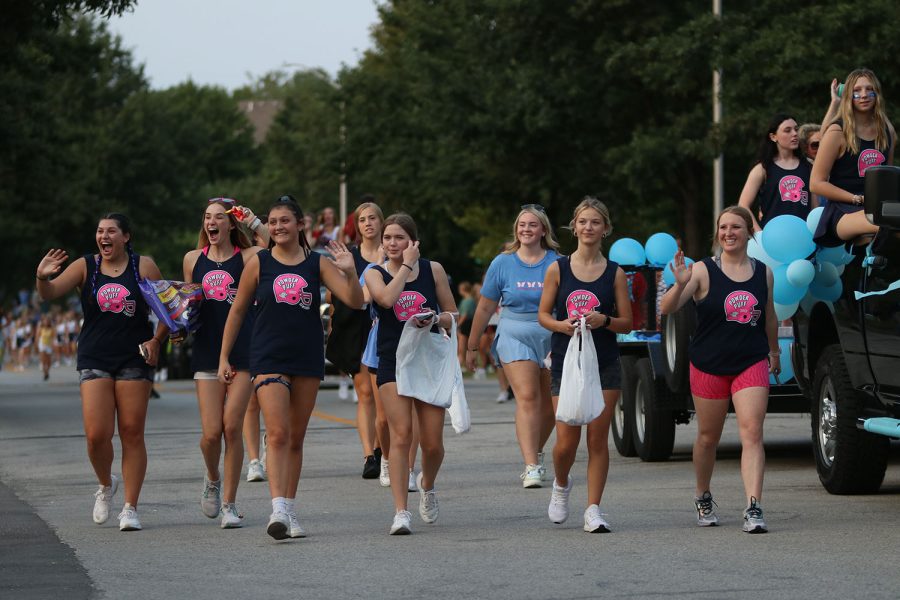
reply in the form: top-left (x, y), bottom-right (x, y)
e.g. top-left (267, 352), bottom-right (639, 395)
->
top-left (107, 0), bottom-right (381, 90)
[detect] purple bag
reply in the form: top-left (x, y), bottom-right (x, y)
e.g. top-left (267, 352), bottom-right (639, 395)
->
top-left (138, 279), bottom-right (204, 333)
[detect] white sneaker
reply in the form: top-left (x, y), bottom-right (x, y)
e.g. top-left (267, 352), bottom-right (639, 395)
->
top-left (352, 390), bottom-right (358, 403)
top-left (583, 504), bottom-right (611, 533)
top-left (379, 458), bottom-right (391, 487)
top-left (548, 476), bottom-right (573, 524)
top-left (200, 476), bottom-right (221, 518)
top-left (220, 503), bottom-right (243, 529)
top-left (407, 469), bottom-right (417, 492)
top-left (247, 458), bottom-right (267, 482)
top-left (338, 379), bottom-right (350, 400)
top-left (92, 475), bottom-right (118, 524)
top-left (474, 367), bottom-right (486, 380)
top-left (521, 464), bottom-right (543, 488)
top-left (416, 472), bottom-right (439, 524)
top-left (118, 504), bottom-right (142, 531)
top-left (288, 511), bottom-right (307, 538)
top-left (390, 510), bottom-right (412, 535)
top-left (266, 511), bottom-right (290, 540)
top-left (538, 452), bottom-right (550, 481)
top-left (496, 390), bottom-right (510, 403)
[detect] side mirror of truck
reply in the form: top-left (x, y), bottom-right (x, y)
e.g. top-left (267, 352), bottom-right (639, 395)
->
top-left (864, 165), bottom-right (900, 228)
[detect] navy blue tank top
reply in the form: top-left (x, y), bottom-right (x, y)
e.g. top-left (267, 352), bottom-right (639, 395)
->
top-left (191, 247), bottom-right (252, 372)
top-left (250, 249), bottom-right (323, 378)
top-left (374, 259), bottom-right (440, 365)
top-left (758, 160), bottom-right (812, 227)
top-left (78, 254), bottom-right (153, 372)
top-left (550, 257), bottom-right (620, 377)
top-left (829, 119), bottom-right (891, 196)
top-left (689, 257), bottom-right (769, 375)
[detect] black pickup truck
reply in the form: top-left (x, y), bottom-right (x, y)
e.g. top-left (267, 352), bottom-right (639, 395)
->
top-left (792, 165), bottom-right (900, 494)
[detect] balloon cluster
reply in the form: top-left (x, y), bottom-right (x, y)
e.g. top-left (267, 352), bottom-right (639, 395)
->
top-left (748, 208), bottom-right (853, 319)
top-left (609, 232), bottom-right (686, 285)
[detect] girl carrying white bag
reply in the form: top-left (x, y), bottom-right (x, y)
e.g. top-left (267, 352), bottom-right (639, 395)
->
top-left (556, 316), bottom-right (603, 425)
top-left (397, 315), bottom-right (470, 433)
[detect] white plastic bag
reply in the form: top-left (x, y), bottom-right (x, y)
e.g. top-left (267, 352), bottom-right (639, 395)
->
top-left (396, 314), bottom-right (455, 408)
top-left (448, 360), bottom-right (471, 434)
top-left (556, 316), bottom-right (604, 425)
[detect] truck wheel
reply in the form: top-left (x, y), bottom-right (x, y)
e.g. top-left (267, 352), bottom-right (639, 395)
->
top-left (632, 357), bottom-right (676, 461)
top-left (811, 345), bottom-right (889, 494)
top-left (661, 302), bottom-right (696, 395)
top-left (612, 356), bottom-right (638, 457)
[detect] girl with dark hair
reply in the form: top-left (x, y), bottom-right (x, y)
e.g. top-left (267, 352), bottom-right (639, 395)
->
top-left (35, 213), bottom-right (167, 531)
top-left (661, 205), bottom-right (778, 534)
top-left (364, 213), bottom-right (458, 535)
top-left (538, 198), bottom-right (631, 533)
top-left (218, 195), bottom-right (363, 540)
top-left (738, 113), bottom-right (816, 233)
top-left (182, 198), bottom-right (266, 528)
top-left (811, 68), bottom-right (895, 246)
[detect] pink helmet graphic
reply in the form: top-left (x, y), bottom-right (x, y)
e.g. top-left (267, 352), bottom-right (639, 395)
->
top-left (394, 291), bottom-right (428, 321)
top-left (202, 269), bottom-right (237, 303)
top-left (565, 289), bottom-right (600, 318)
top-left (723, 290), bottom-right (761, 326)
top-left (779, 175), bottom-right (808, 205)
top-left (96, 283), bottom-right (136, 317)
top-left (273, 273), bottom-right (313, 308)
top-left (858, 149), bottom-right (885, 177)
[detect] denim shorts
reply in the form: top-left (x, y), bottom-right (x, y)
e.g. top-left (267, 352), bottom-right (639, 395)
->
top-left (550, 358), bottom-right (622, 396)
top-left (79, 367), bottom-right (153, 383)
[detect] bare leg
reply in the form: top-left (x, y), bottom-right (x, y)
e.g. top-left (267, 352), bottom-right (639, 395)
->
top-left (220, 372), bottom-right (252, 503)
top-left (836, 211), bottom-right (879, 242)
top-left (502, 360), bottom-right (544, 465)
top-left (114, 380), bottom-right (152, 507)
top-left (585, 391), bottom-right (618, 506)
top-left (415, 400), bottom-right (445, 490)
top-left (81, 379), bottom-right (117, 487)
top-left (354, 370), bottom-right (376, 456)
top-left (372, 371), bottom-right (390, 459)
top-left (379, 382), bottom-right (413, 511)
top-left (692, 396), bottom-right (729, 496)
top-left (243, 389), bottom-right (262, 461)
top-left (732, 386), bottom-right (768, 503)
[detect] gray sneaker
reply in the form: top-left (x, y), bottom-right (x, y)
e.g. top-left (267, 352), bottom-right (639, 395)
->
top-left (694, 490), bottom-right (719, 527)
top-left (742, 497), bottom-right (768, 533)
top-left (201, 476), bottom-right (221, 518)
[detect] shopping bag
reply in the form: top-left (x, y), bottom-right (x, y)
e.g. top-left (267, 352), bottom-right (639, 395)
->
top-left (448, 357), bottom-right (471, 434)
top-left (138, 279), bottom-right (204, 333)
top-left (556, 316), bottom-right (604, 425)
top-left (396, 314), bottom-right (455, 408)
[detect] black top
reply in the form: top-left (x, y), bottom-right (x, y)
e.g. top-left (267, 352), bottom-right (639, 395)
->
top-left (829, 119), bottom-right (891, 196)
top-left (373, 259), bottom-right (440, 366)
top-left (250, 249), bottom-right (323, 378)
top-left (550, 257), bottom-right (620, 376)
top-left (325, 246), bottom-right (371, 374)
top-left (191, 247), bottom-right (252, 372)
top-left (689, 257), bottom-right (769, 375)
top-left (78, 254), bottom-right (152, 372)
top-left (758, 160), bottom-right (812, 227)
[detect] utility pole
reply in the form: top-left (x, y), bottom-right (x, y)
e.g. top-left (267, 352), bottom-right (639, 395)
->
top-left (713, 0), bottom-right (724, 221)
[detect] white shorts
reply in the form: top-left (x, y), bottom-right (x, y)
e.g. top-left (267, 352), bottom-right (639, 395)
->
top-left (193, 370), bottom-right (219, 380)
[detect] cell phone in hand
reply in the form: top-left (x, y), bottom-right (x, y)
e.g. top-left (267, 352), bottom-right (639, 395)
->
top-left (413, 311), bottom-right (435, 324)
top-left (138, 344), bottom-right (150, 361)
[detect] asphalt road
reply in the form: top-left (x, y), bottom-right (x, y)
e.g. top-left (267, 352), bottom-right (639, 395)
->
top-left (1, 364), bottom-right (899, 600)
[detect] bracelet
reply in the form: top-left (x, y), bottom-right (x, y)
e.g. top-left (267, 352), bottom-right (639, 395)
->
top-left (249, 217), bottom-right (262, 230)
top-left (401, 263), bottom-right (413, 270)
top-left (769, 350), bottom-right (781, 356)
top-left (35, 273), bottom-right (50, 281)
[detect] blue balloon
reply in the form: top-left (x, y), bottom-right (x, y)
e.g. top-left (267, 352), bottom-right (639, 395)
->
top-left (806, 206), bottom-right (824, 236)
top-left (786, 259), bottom-right (815, 287)
top-left (813, 261), bottom-right (839, 287)
top-left (662, 257), bottom-right (694, 285)
top-left (770, 337), bottom-right (794, 385)
top-left (809, 279), bottom-right (843, 302)
top-left (747, 233), bottom-right (781, 268)
top-left (609, 238), bottom-right (646, 266)
top-left (773, 264), bottom-right (807, 304)
top-left (645, 233), bottom-right (679, 266)
top-left (774, 301), bottom-right (799, 320)
top-left (762, 215), bottom-right (815, 263)
top-left (816, 244), bottom-right (853, 265)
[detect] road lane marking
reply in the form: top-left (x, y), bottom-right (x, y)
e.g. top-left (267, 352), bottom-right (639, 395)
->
top-left (311, 410), bottom-right (357, 426)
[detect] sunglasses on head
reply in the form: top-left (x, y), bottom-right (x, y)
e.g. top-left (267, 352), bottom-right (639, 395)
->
top-left (208, 197), bottom-right (236, 205)
top-left (521, 203), bottom-right (545, 213)
top-left (277, 195), bottom-right (297, 204)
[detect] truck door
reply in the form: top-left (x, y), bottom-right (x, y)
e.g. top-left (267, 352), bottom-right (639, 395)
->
top-left (861, 231), bottom-right (900, 406)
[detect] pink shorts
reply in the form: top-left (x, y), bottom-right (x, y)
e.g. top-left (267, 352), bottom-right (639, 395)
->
top-left (689, 360), bottom-right (769, 400)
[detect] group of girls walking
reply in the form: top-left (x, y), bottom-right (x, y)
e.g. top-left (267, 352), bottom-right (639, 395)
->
top-left (34, 67), bottom-right (889, 539)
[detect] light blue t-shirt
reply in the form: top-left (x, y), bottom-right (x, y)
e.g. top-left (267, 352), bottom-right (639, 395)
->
top-left (481, 250), bottom-right (559, 313)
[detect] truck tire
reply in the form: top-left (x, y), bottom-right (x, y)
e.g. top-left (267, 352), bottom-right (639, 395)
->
top-left (632, 357), bottom-right (676, 461)
top-left (612, 356), bottom-right (638, 457)
top-left (661, 302), bottom-right (696, 395)
top-left (811, 345), bottom-right (889, 494)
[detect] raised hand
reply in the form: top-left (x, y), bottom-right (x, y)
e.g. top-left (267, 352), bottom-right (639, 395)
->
top-left (37, 249), bottom-right (68, 280)
top-left (235, 206), bottom-right (256, 224)
top-left (671, 251), bottom-right (693, 287)
top-left (402, 240), bottom-right (420, 266)
top-left (327, 240), bottom-right (356, 274)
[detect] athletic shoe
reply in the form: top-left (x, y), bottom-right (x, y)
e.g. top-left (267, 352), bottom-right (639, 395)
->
top-left (407, 469), bottom-right (417, 492)
top-left (288, 511), bottom-right (307, 538)
top-left (266, 511), bottom-right (290, 540)
top-left (496, 390), bottom-right (510, 403)
top-left (246, 459), bottom-right (266, 482)
top-left (220, 503), bottom-right (243, 529)
top-left (520, 464), bottom-right (543, 488)
top-left (548, 475), bottom-right (573, 524)
top-left (390, 510), bottom-right (412, 535)
top-left (694, 490), bottom-right (719, 527)
top-left (538, 451), bottom-right (550, 481)
top-left (416, 472), bottom-right (439, 524)
top-left (742, 497), bottom-right (768, 534)
top-left (379, 458), bottom-right (391, 487)
top-left (362, 455), bottom-right (379, 479)
top-left (583, 504), bottom-right (611, 533)
top-left (201, 477), bottom-right (221, 518)
top-left (338, 379), bottom-right (350, 400)
top-left (118, 504), bottom-right (141, 531)
top-left (92, 475), bottom-right (118, 524)
top-left (474, 368), bottom-right (486, 381)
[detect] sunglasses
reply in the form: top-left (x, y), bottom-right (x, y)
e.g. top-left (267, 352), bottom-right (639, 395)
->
top-left (809, 142), bottom-right (820, 150)
top-left (277, 195), bottom-right (297, 204)
top-left (521, 203), bottom-right (545, 213)
top-left (853, 91), bottom-right (877, 100)
top-left (208, 197), bottom-right (236, 205)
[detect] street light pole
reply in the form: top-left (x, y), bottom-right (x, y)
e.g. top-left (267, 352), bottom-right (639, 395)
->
top-left (713, 0), bottom-right (724, 221)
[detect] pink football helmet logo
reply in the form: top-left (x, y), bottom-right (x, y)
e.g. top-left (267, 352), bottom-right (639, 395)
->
top-left (202, 270), bottom-right (237, 303)
top-left (565, 289), bottom-right (600, 318)
top-left (394, 291), bottom-right (428, 321)
top-left (858, 149), bottom-right (885, 177)
top-left (778, 175), bottom-right (808, 205)
top-left (273, 274), bottom-right (313, 308)
top-left (96, 283), bottom-right (136, 317)
top-left (723, 291), bottom-right (761, 326)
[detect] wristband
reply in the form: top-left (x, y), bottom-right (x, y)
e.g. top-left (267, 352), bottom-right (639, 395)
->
top-left (401, 263), bottom-right (414, 271)
top-left (769, 350), bottom-right (781, 356)
top-left (600, 314), bottom-right (611, 328)
top-left (249, 217), bottom-right (262, 230)
top-left (36, 273), bottom-right (50, 281)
